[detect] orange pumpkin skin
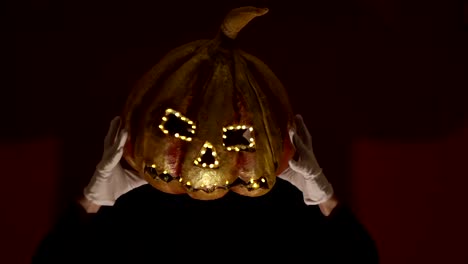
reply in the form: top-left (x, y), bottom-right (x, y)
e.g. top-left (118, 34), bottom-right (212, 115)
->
top-left (122, 7), bottom-right (294, 200)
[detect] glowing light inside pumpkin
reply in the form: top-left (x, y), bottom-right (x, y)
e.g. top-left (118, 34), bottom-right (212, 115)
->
top-left (222, 125), bottom-right (255, 151)
top-left (195, 171), bottom-right (219, 191)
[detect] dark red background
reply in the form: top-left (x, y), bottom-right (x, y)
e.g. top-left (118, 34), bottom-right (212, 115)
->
top-left (4, 0), bottom-right (467, 263)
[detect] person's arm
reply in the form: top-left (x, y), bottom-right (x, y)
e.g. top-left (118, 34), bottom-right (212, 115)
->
top-left (78, 195), bottom-right (102, 213)
top-left (279, 114), bottom-right (379, 262)
top-left (32, 116), bottom-right (147, 263)
top-left (31, 198), bottom-right (100, 263)
top-left (318, 199), bottom-right (379, 263)
top-left (318, 194), bottom-right (339, 216)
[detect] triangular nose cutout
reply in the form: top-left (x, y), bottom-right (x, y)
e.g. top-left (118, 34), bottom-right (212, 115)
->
top-left (193, 141), bottom-right (220, 169)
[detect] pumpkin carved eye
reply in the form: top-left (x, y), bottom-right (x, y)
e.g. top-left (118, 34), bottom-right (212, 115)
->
top-left (158, 108), bottom-right (196, 141)
top-left (222, 125), bottom-right (255, 151)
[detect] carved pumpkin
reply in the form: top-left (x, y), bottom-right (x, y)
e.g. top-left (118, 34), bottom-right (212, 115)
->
top-left (122, 6), bottom-right (294, 200)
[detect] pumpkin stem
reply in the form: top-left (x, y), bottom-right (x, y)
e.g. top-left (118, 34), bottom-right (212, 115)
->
top-left (221, 6), bottom-right (269, 40)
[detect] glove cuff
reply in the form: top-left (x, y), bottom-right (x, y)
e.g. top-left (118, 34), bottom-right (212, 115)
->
top-left (302, 171), bottom-right (334, 205)
top-left (83, 191), bottom-right (115, 206)
top-left (82, 170), bottom-right (117, 206)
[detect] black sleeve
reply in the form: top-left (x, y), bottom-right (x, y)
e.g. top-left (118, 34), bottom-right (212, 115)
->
top-left (318, 202), bottom-right (380, 263)
top-left (31, 202), bottom-right (114, 264)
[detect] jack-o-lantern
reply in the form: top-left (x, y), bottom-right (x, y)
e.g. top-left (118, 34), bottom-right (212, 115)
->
top-left (122, 6), bottom-right (294, 200)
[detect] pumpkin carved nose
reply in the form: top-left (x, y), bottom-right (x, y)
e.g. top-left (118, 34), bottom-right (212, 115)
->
top-left (194, 141), bottom-right (220, 169)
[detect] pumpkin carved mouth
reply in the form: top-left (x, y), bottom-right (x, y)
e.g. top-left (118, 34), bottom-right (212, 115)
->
top-left (144, 164), bottom-right (269, 193)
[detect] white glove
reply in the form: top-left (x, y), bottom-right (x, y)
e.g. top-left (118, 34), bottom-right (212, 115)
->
top-left (278, 114), bottom-right (334, 205)
top-left (83, 116), bottom-right (147, 206)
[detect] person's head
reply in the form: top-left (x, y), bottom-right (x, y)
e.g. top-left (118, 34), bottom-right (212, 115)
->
top-left (121, 6), bottom-right (294, 200)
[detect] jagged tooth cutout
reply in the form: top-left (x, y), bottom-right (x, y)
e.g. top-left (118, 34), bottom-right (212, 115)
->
top-left (144, 162), bottom-right (270, 192)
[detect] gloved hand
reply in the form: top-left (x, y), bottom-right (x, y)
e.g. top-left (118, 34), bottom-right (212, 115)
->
top-left (83, 116), bottom-right (147, 206)
top-left (278, 114), bottom-right (334, 205)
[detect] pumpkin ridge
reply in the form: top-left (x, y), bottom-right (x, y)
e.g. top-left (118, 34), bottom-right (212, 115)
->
top-left (239, 52), bottom-right (295, 175)
top-left (234, 54), bottom-right (277, 168)
top-left (244, 68), bottom-right (278, 178)
top-left (124, 40), bottom-right (210, 117)
top-left (123, 40), bottom-right (211, 169)
top-left (134, 48), bottom-right (214, 172)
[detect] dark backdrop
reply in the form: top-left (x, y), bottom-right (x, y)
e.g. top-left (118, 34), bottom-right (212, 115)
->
top-left (3, 0), bottom-right (467, 263)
